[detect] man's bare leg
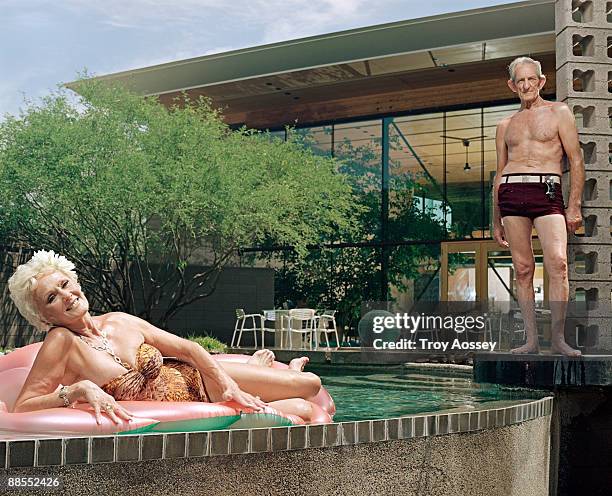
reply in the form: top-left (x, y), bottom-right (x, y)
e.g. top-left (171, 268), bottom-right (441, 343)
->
top-left (502, 216), bottom-right (539, 353)
top-left (533, 214), bottom-right (581, 357)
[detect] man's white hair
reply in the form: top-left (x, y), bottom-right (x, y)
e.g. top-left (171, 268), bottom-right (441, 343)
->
top-left (508, 56), bottom-right (543, 82)
top-left (8, 250), bottom-right (78, 331)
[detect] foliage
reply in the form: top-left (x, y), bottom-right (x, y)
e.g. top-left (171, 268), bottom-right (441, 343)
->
top-left (270, 129), bottom-right (447, 332)
top-left (0, 78), bottom-right (358, 326)
top-left (187, 334), bottom-right (227, 354)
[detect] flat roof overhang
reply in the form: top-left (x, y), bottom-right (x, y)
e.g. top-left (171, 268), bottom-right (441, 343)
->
top-left (69, 0), bottom-right (556, 128)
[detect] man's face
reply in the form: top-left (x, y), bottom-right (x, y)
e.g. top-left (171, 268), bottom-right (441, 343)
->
top-left (507, 63), bottom-right (546, 104)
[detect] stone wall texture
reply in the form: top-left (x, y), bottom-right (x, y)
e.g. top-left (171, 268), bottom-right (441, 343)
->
top-left (557, 0), bottom-right (612, 352)
top-left (4, 416), bottom-right (551, 496)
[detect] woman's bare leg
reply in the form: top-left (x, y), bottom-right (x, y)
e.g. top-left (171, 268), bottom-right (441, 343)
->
top-left (207, 361), bottom-right (321, 403)
top-left (268, 398), bottom-right (313, 422)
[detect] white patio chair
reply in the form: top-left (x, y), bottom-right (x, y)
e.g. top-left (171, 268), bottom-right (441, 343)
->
top-left (260, 309), bottom-right (281, 349)
top-left (313, 310), bottom-right (341, 349)
top-left (283, 308), bottom-right (316, 349)
top-left (231, 309), bottom-right (261, 348)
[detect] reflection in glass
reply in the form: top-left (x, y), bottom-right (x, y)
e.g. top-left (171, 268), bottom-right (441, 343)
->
top-left (334, 120), bottom-right (382, 242)
top-left (447, 252), bottom-right (477, 301)
top-left (294, 126), bottom-right (332, 157)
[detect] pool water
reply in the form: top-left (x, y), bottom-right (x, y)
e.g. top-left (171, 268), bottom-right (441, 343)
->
top-left (311, 365), bottom-right (546, 422)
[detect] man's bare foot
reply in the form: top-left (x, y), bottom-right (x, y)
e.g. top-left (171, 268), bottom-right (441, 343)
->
top-left (288, 357), bottom-right (309, 371)
top-left (511, 343), bottom-right (540, 354)
top-left (551, 341), bottom-right (582, 358)
top-left (247, 349), bottom-right (275, 367)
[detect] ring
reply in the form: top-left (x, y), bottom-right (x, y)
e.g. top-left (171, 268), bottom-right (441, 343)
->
top-left (103, 404), bottom-right (113, 411)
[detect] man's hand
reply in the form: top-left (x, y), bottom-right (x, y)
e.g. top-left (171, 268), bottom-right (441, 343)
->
top-left (493, 223), bottom-right (509, 248)
top-left (565, 206), bottom-right (583, 234)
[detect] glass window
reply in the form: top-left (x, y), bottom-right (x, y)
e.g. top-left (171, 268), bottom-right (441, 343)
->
top-left (294, 125), bottom-right (332, 157)
top-left (334, 120), bottom-right (382, 242)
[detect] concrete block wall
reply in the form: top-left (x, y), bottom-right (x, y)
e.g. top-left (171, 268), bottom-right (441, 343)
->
top-left (557, 0), bottom-right (612, 351)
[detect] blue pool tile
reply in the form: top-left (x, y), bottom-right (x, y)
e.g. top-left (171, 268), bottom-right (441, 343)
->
top-left (449, 414), bottom-right (460, 433)
top-left (210, 430), bottom-right (230, 456)
top-left (387, 419), bottom-right (400, 440)
top-left (230, 430), bottom-right (249, 454)
top-left (116, 436), bottom-right (139, 462)
top-left (141, 435), bottom-right (163, 460)
top-left (270, 427), bottom-right (289, 451)
top-left (324, 424), bottom-right (341, 447)
top-left (436, 414), bottom-right (449, 435)
top-left (37, 439), bottom-right (62, 466)
top-left (187, 432), bottom-right (209, 457)
top-left (164, 433), bottom-right (187, 459)
top-left (249, 429), bottom-right (269, 453)
top-left (289, 426), bottom-right (307, 450)
top-left (401, 417), bottom-right (414, 439)
top-left (341, 422), bottom-right (356, 445)
top-left (8, 440), bottom-right (35, 468)
top-left (91, 437), bottom-right (115, 463)
top-left (371, 420), bottom-right (386, 442)
top-left (308, 425), bottom-right (324, 448)
top-left (458, 413), bottom-right (470, 432)
top-left (356, 421), bottom-right (371, 444)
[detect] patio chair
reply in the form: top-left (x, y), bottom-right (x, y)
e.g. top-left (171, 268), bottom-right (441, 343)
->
top-left (283, 309), bottom-right (316, 349)
top-left (260, 309), bottom-right (281, 349)
top-left (231, 309), bottom-right (261, 348)
top-left (313, 310), bottom-right (341, 349)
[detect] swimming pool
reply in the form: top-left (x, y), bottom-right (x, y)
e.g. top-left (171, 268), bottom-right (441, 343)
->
top-left (311, 364), bottom-right (547, 422)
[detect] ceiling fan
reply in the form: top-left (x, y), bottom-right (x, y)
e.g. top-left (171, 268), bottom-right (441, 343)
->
top-left (440, 135), bottom-right (486, 172)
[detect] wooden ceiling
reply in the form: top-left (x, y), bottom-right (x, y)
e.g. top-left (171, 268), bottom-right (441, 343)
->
top-left (157, 52), bottom-right (556, 129)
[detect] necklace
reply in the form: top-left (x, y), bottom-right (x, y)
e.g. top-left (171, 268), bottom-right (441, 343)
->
top-left (78, 330), bottom-right (130, 369)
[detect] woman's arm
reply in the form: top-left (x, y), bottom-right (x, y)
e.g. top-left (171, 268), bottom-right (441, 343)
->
top-left (126, 314), bottom-right (266, 410)
top-left (13, 328), bottom-right (132, 424)
top-left (12, 328), bottom-right (73, 412)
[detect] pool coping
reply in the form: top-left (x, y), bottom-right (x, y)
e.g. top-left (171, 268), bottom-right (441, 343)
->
top-left (1, 396), bottom-right (553, 470)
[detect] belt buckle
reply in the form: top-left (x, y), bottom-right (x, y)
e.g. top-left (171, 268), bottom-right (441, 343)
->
top-left (544, 175), bottom-right (556, 200)
top-left (521, 176), bottom-right (529, 183)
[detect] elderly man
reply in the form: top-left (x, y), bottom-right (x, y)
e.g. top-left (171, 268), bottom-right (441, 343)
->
top-left (493, 56), bottom-right (584, 357)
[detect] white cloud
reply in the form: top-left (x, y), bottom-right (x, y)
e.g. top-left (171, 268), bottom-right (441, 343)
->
top-left (58, 0), bottom-right (372, 37)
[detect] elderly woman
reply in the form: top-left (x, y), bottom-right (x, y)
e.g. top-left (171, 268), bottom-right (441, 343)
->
top-left (8, 251), bottom-right (321, 424)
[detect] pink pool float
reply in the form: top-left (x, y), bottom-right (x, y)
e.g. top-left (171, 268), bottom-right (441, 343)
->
top-left (0, 343), bottom-right (334, 438)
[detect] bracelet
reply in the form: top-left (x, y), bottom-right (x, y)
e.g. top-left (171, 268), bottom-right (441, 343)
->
top-left (58, 385), bottom-right (73, 408)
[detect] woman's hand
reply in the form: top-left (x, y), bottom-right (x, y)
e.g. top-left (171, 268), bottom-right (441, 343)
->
top-left (215, 374), bottom-right (267, 411)
top-left (71, 380), bottom-right (134, 425)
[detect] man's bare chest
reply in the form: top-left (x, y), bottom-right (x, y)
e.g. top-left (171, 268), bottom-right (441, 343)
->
top-left (505, 111), bottom-right (559, 146)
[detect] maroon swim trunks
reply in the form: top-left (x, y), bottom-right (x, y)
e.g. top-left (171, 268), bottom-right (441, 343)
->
top-left (498, 176), bottom-right (565, 220)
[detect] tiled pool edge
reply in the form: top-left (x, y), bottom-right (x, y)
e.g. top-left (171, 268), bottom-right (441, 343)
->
top-left (1, 396), bottom-right (553, 469)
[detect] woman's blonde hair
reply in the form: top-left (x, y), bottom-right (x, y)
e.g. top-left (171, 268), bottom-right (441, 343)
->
top-left (8, 250), bottom-right (78, 331)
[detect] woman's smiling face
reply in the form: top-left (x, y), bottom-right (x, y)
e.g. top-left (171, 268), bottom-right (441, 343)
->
top-left (33, 270), bottom-right (89, 329)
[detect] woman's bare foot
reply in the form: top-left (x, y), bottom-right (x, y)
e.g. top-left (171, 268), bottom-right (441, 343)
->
top-left (551, 341), bottom-right (582, 358)
top-left (288, 356), bottom-right (309, 371)
top-left (247, 349), bottom-right (275, 367)
top-left (511, 342), bottom-right (540, 354)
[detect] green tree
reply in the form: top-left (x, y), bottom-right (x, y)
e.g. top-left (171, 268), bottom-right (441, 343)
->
top-left (269, 129), bottom-right (446, 335)
top-left (0, 79), bottom-right (358, 326)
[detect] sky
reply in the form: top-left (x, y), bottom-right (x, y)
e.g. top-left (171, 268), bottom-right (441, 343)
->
top-left (0, 0), bottom-right (524, 119)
